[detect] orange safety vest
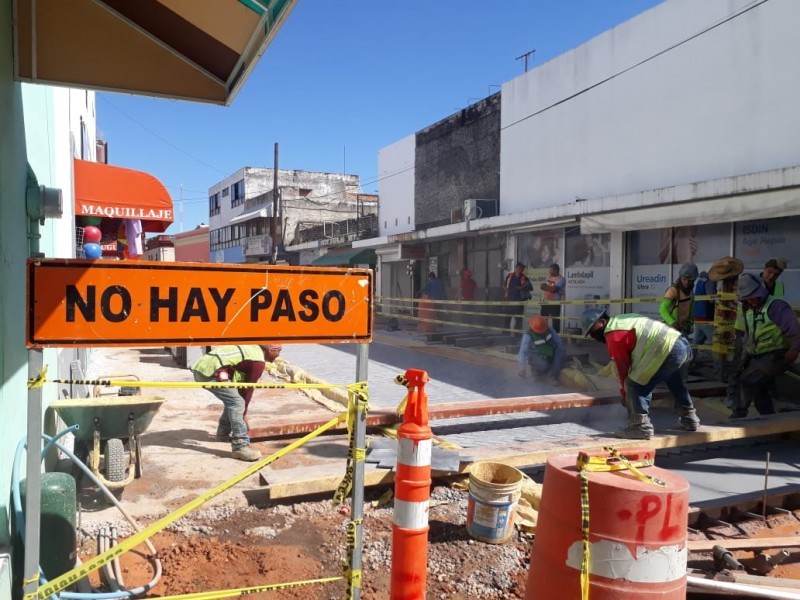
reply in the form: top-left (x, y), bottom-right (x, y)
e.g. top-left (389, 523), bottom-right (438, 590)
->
top-left (543, 274), bottom-right (564, 301)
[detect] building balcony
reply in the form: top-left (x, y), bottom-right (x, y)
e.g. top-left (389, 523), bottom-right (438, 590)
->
top-left (244, 235), bottom-right (274, 257)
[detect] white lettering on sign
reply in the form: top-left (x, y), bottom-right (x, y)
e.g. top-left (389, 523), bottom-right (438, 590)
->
top-left (78, 203), bottom-right (173, 220)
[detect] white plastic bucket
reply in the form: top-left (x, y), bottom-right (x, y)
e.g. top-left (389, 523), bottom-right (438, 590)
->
top-left (466, 461), bottom-right (524, 544)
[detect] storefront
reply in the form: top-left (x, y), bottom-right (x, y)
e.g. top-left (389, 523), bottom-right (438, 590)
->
top-left (73, 158), bottom-right (174, 259)
top-left (626, 217), bottom-right (799, 317)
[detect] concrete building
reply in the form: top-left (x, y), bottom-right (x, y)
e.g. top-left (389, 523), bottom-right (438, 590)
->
top-left (208, 167), bottom-right (376, 264)
top-left (369, 0), bottom-right (800, 332)
top-left (174, 225), bottom-right (210, 263)
top-left (144, 235), bottom-right (176, 262)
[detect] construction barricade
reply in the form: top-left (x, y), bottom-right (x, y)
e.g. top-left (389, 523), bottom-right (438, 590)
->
top-left (527, 447), bottom-right (689, 600)
top-left (390, 368), bottom-right (432, 599)
top-left (25, 372), bottom-right (371, 600)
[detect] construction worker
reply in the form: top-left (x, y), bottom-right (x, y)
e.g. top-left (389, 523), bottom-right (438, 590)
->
top-left (191, 344), bottom-right (283, 461)
top-left (581, 308), bottom-right (700, 439)
top-left (517, 315), bottom-right (565, 386)
top-left (659, 262), bottom-right (699, 335)
top-left (731, 273), bottom-right (800, 418)
top-left (539, 263), bottom-right (565, 333)
top-left (761, 257), bottom-right (787, 298)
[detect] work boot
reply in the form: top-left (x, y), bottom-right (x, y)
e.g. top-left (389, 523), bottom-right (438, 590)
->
top-left (678, 407), bottom-right (700, 431)
top-left (231, 446), bottom-right (261, 462)
top-left (615, 413), bottom-right (654, 440)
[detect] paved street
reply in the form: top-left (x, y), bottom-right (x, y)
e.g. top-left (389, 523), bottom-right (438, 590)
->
top-left (279, 335), bottom-right (564, 409)
top-left (279, 332), bottom-right (633, 448)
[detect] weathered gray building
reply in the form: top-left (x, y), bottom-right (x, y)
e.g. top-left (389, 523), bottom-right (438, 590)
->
top-left (415, 93), bottom-right (501, 230)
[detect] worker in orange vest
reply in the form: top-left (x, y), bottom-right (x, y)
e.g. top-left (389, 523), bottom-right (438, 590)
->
top-left (539, 263), bottom-right (565, 333)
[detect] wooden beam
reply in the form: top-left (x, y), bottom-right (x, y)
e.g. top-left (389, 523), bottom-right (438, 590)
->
top-left (688, 536), bottom-right (800, 553)
top-left (249, 381), bottom-right (725, 439)
top-left (259, 412), bottom-right (800, 500)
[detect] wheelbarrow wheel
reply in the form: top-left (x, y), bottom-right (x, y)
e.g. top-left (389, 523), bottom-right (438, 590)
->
top-left (105, 438), bottom-right (126, 483)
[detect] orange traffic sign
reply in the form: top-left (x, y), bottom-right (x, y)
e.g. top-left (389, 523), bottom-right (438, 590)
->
top-left (27, 259), bottom-right (373, 347)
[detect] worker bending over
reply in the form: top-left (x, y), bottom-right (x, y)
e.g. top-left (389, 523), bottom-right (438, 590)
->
top-left (191, 344), bottom-right (283, 461)
top-left (581, 309), bottom-right (700, 440)
top-left (732, 273), bottom-right (800, 418)
top-left (517, 315), bottom-right (565, 387)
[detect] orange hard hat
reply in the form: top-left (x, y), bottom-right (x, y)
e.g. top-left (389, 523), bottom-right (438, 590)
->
top-left (530, 315), bottom-right (548, 334)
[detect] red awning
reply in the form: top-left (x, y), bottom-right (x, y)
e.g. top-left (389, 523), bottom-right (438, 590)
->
top-left (74, 159), bottom-right (174, 233)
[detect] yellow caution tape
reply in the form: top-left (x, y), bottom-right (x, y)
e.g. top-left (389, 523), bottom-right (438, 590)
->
top-left (575, 446), bottom-right (666, 600)
top-left (138, 576), bottom-right (344, 600)
top-left (37, 377), bottom-right (361, 391)
top-left (31, 412), bottom-right (348, 600)
top-left (342, 517), bottom-right (364, 599)
top-left (333, 389), bottom-right (369, 506)
top-left (26, 367), bottom-right (48, 389)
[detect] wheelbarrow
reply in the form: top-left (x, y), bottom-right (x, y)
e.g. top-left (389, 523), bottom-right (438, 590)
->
top-left (50, 394), bottom-right (165, 489)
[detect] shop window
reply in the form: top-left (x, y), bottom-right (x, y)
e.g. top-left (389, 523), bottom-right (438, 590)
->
top-left (562, 227), bottom-right (611, 332)
top-left (627, 223), bottom-right (731, 318)
top-left (734, 216), bottom-right (800, 306)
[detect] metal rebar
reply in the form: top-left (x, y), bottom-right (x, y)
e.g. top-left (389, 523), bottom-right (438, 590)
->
top-left (762, 451), bottom-right (771, 520)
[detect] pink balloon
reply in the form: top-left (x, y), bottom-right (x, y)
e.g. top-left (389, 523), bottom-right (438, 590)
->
top-left (83, 225), bottom-right (102, 244)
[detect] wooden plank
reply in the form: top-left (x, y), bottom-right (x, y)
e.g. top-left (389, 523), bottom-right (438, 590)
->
top-left (249, 381), bottom-right (726, 439)
top-left (260, 413), bottom-right (800, 500)
top-left (259, 462), bottom-right (394, 499)
top-left (688, 536), bottom-right (800, 553)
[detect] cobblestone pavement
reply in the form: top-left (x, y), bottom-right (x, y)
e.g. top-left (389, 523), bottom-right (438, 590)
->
top-left (279, 334), bottom-right (563, 409)
top-left (278, 330), bottom-right (634, 448)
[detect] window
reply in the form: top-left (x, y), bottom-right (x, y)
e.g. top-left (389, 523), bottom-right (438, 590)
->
top-left (221, 187), bottom-right (229, 197)
top-left (209, 193), bottom-right (220, 216)
top-left (231, 180), bottom-right (245, 208)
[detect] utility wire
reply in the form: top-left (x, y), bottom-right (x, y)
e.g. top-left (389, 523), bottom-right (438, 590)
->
top-left (501, 0), bottom-right (769, 132)
top-left (99, 96), bottom-right (229, 176)
top-left (106, 1), bottom-right (770, 211)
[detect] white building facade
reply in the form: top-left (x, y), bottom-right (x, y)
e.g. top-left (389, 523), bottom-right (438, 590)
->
top-left (371, 0), bottom-right (800, 331)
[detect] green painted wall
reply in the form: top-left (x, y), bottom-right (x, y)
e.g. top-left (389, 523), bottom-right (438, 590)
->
top-left (1, 3), bottom-right (61, 599)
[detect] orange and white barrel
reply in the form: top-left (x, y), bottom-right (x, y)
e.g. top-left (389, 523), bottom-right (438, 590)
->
top-left (526, 449), bottom-right (689, 599)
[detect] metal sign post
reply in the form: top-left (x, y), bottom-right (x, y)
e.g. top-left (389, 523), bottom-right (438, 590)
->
top-left (348, 343), bottom-right (369, 600)
top-left (22, 348), bottom-right (43, 599)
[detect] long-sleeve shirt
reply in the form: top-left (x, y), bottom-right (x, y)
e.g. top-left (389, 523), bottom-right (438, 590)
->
top-left (604, 329), bottom-right (638, 398)
top-left (747, 299), bottom-right (800, 354)
top-left (518, 326), bottom-right (564, 370)
top-left (420, 277), bottom-right (446, 300)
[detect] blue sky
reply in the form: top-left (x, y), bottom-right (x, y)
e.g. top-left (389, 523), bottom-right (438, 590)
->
top-left (97, 0), bottom-right (662, 233)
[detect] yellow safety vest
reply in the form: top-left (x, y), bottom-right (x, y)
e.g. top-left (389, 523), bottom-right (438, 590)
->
top-left (605, 314), bottom-right (680, 384)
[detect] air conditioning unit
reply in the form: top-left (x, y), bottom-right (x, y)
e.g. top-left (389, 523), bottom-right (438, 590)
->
top-left (463, 199), bottom-right (499, 221)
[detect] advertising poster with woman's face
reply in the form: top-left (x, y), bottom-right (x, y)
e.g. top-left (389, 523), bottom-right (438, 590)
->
top-left (630, 223), bottom-right (730, 317)
top-left (516, 231), bottom-right (562, 301)
top-left (565, 228), bottom-right (611, 325)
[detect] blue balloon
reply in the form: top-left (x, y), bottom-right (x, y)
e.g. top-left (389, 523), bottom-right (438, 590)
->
top-left (83, 243), bottom-right (102, 259)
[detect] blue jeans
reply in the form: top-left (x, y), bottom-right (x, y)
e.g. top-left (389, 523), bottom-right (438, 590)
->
top-left (528, 346), bottom-right (566, 379)
top-left (193, 371), bottom-right (249, 449)
top-left (625, 336), bottom-right (695, 415)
